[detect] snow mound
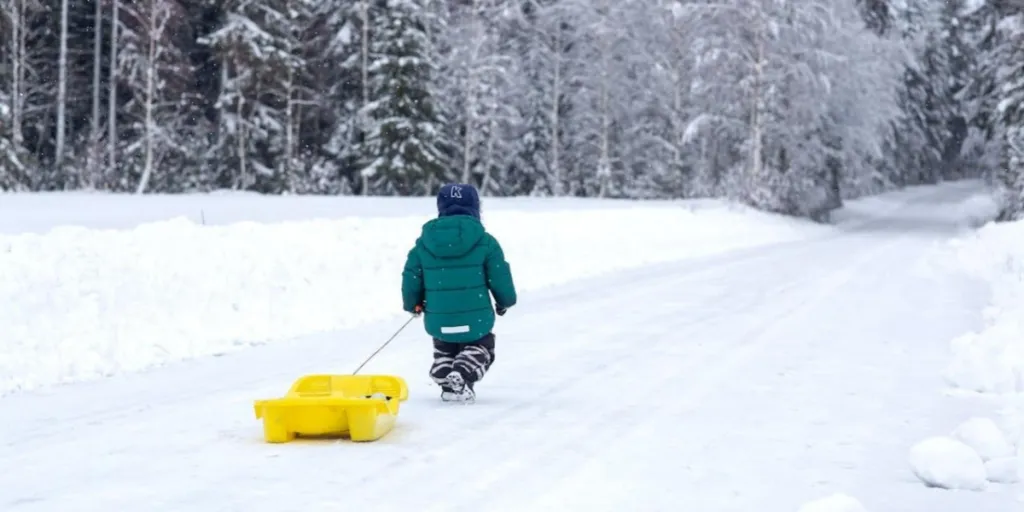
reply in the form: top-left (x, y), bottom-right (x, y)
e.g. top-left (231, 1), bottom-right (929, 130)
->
top-left (796, 493), bottom-right (867, 512)
top-left (908, 436), bottom-right (987, 491)
top-left (951, 417), bottom-right (1015, 461)
top-left (942, 220), bottom-right (1024, 396)
top-left (985, 457), bottom-right (1021, 484)
top-left (0, 201), bottom-right (828, 395)
top-left (931, 216), bottom-right (1024, 488)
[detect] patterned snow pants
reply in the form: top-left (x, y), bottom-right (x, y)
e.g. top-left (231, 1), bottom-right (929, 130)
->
top-left (429, 333), bottom-right (496, 389)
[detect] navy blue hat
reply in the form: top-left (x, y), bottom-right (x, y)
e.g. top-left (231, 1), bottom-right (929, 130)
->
top-left (436, 183), bottom-right (481, 220)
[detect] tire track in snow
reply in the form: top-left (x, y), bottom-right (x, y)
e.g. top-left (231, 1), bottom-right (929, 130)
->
top-left (346, 231), bottom-right (893, 508)
top-left (457, 235), bottom-right (909, 511)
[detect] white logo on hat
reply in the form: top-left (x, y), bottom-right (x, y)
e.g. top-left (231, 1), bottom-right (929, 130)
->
top-left (450, 186), bottom-right (463, 198)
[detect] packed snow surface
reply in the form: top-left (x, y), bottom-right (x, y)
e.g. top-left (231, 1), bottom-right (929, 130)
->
top-left (796, 493), bottom-right (868, 512)
top-left (0, 180), bottom-right (1018, 511)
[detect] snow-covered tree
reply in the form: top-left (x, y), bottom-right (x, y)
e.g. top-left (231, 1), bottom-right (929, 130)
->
top-left (993, 13), bottom-right (1024, 220)
top-left (958, 0), bottom-right (1006, 176)
top-left (0, 0), bottom-right (1004, 219)
top-left (821, 1), bottom-right (904, 201)
top-left (54, 0), bottom-right (69, 171)
top-left (117, 0), bottom-right (202, 193)
top-left (437, 0), bottom-right (517, 194)
top-left (201, 0), bottom-right (316, 192)
top-left (353, 0), bottom-right (447, 195)
top-left (0, 0), bottom-right (40, 188)
top-left (502, 0), bottom-right (588, 196)
top-left (563, 0), bottom-right (637, 197)
top-left (302, 0), bottom-right (366, 194)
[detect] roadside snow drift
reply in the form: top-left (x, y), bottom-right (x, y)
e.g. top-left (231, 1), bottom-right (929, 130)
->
top-left (908, 436), bottom-right (988, 491)
top-left (922, 215), bottom-right (1024, 489)
top-left (0, 199), bottom-right (827, 395)
top-left (943, 219), bottom-right (1024, 397)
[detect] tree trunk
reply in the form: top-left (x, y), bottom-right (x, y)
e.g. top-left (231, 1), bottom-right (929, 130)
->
top-left (460, 0), bottom-right (481, 185)
top-left (108, 0), bottom-right (119, 174)
top-left (360, 0), bottom-right (370, 195)
top-left (285, 63), bottom-right (295, 191)
top-left (480, 116), bottom-right (497, 195)
top-left (136, 0), bottom-right (158, 194)
top-left (88, 0), bottom-right (103, 187)
top-left (55, 0), bottom-right (69, 171)
top-left (10, 0), bottom-right (25, 149)
top-left (237, 93), bottom-right (247, 189)
top-left (749, 4), bottom-right (765, 196)
top-left (597, 30), bottom-right (611, 198)
top-left (550, 26), bottom-right (562, 196)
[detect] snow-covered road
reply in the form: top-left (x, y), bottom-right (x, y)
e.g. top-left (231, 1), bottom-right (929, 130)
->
top-left (0, 181), bottom-right (1016, 511)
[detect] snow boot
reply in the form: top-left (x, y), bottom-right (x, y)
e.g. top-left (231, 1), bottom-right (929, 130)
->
top-left (440, 371), bottom-right (475, 403)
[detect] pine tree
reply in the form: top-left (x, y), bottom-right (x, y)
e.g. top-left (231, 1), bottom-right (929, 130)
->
top-left (938, 0), bottom-right (974, 177)
top-left (307, 0), bottom-right (373, 194)
top-left (354, 0), bottom-right (447, 195)
top-left (117, 0), bottom-right (204, 193)
top-left (200, 0), bottom-right (315, 192)
top-left (994, 14), bottom-right (1024, 221)
top-left (437, 0), bottom-right (516, 194)
top-left (0, 0), bottom-right (37, 188)
top-left (958, 0), bottom-right (1005, 175)
top-left (889, 0), bottom-right (947, 186)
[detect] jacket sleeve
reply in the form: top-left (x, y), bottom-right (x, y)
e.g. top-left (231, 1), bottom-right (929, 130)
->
top-left (484, 237), bottom-right (517, 308)
top-left (401, 246), bottom-right (425, 313)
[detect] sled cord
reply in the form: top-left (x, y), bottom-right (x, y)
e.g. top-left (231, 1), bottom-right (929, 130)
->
top-left (351, 314), bottom-right (417, 375)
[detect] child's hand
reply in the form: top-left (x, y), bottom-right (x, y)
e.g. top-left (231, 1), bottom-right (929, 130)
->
top-left (495, 305), bottom-right (508, 316)
top-left (413, 304), bottom-right (423, 316)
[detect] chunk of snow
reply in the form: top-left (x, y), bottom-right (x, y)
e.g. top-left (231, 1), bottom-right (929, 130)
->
top-left (796, 493), bottom-right (867, 512)
top-left (908, 436), bottom-right (987, 491)
top-left (951, 417), bottom-right (1014, 461)
top-left (985, 457), bottom-right (1020, 484)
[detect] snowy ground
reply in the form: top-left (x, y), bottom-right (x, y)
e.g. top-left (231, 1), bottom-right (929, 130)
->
top-left (0, 180), bottom-right (1018, 511)
top-left (0, 193), bottom-right (829, 395)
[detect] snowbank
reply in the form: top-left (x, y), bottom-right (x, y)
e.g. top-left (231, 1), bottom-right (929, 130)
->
top-left (908, 418), bottom-right (1022, 489)
top-left (908, 436), bottom-right (988, 491)
top-left (942, 219), bottom-right (1024, 396)
top-left (922, 217), bottom-right (1024, 489)
top-left (0, 190), bottom-right (733, 234)
top-left (951, 417), bottom-right (1015, 462)
top-left (0, 201), bottom-right (827, 395)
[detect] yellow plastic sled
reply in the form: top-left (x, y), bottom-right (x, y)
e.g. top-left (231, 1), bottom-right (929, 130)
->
top-left (253, 374), bottom-right (409, 443)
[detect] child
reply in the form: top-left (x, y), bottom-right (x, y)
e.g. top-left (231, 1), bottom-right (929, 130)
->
top-left (401, 183), bottom-right (517, 402)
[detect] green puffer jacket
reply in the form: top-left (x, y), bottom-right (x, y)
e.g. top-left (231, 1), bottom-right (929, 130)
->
top-left (401, 215), bottom-right (517, 342)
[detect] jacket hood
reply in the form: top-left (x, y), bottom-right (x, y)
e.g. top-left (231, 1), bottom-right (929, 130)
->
top-left (416, 215), bottom-right (485, 258)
